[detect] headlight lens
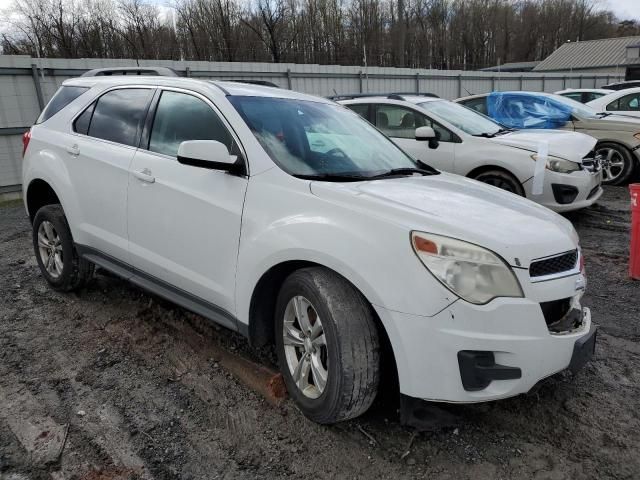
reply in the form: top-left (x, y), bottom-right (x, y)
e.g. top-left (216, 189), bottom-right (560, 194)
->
top-left (531, 154), bottom-right (581, 173)
top-left (411, 232), bottom-right (523, 305)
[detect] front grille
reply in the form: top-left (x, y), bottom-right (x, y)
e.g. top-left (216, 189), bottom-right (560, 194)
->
top-left (530, 250), bottom-right (578, 278)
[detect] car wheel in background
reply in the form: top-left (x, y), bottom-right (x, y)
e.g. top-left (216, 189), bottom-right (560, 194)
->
top-left (472, 169), bottom-right (525, 196)
top-left (275, 267), bottom-right (380, 424)
top-left (32, 204), bottom-right (94, 292)
top-left (596, 143), bottom-right (634, 185)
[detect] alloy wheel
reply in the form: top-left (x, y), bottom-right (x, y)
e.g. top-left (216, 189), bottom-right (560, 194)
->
top-left (597, 147), bottom-right (626, 183)
top-left (282, 295), bottom-right (328, 399)
top-left (37, 220), bottom-right (64, 278)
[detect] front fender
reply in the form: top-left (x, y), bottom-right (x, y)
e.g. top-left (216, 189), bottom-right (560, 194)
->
top-left (235, 171), bottom-right (455, 327)
top-left (458, 145), bottom-right (534, 183)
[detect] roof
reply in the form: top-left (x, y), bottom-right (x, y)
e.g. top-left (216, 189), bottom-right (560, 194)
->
top-left (554, 88), bottom-right (613, 94)
top-left (534, 36), bottom-right (640, 71)
top-left (63, 75), bottom-right (332, 103)
top-left (480, 61), bottom-right (539, 72)
top-left (338, 96), bottom-right (443, 106)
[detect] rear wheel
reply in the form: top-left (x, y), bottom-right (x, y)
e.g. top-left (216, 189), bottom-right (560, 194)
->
top-left (32, 204), bottom-right (94, 292)
top-left (473, 169), bottom-right (525, 196)
top-left (275, 267), bottom-right (380, 424)
top-left (596, 142), bottom-right (634, 185)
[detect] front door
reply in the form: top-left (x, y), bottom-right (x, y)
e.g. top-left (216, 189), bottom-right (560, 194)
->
top-left (127, 89), bottom-right (248, 319)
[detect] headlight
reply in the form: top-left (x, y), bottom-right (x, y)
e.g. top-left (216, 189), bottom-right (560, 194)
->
top-left (634, 133), bottom-right (640, 141)
top-left (531, 154), bottom-right (581, 173)
top-left (411, 232), bottom-right (523, 305)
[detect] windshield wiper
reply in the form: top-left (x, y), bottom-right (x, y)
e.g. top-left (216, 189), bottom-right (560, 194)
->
top-left (293, 173), bottom-right (369, 182)
top-left (472, 132), bottom-right (497, 138)
top-left (367, 167), bottom-right (437, 179)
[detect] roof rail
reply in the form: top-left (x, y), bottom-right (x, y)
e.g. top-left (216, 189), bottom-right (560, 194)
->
top-left (228, 79), bottom-right (281, 88)
top-left (81, 67), bottom-right (179, 77)
top-left (327, 92), bottom-right (439, 101)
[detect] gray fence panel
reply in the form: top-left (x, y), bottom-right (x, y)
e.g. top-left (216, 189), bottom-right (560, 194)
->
top-left (0, 136), bottom-right (23, 188)
top-left (0, 55), bottom-right (625, 189)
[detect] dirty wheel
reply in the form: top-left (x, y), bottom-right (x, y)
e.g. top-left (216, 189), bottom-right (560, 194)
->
top-left (473, 169), bottom-right (524, 196)
top-left (32, 204), bottom-right (94, 292)
top-left (275, 267), bottom-right (380, 424)
top-left (596, 143), bottom-right (634, 185)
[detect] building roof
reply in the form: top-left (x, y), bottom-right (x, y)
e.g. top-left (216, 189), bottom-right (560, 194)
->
top-left (534, 36), bottom-right (640, 71)
top-left (480, 61), bottom-right (539, 72)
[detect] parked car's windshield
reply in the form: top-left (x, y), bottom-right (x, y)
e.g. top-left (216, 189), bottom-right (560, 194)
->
top-left (229, 96), bottom-right (429, 179)
top-left (418, 100), bottom-right (502, 136)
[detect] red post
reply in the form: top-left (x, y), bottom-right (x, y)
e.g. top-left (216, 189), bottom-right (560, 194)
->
top-left (630, 184), bottom-right (640, 280)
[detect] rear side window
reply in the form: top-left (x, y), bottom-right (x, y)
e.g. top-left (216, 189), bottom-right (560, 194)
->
top-left (85, 89), bottom-right (152, 147)
top-left (148, 90), bottom-right (233, 157)
top-left (607, 93), bottom-right (640, 111)
top-left (36, 86), bottom-right (89, 124)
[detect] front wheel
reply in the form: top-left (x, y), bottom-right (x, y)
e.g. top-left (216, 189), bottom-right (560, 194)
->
top-left (275, 267), bottom-right (380, 424)
top-left (32, 204), bottom-right (94, 292)
top-left (473, 169), bottom-right (525, 196)
top-left (596, 143), bottom-right (634, 185)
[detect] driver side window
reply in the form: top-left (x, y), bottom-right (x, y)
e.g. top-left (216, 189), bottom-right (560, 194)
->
top-left (375, 105), bottom-right (426, 139)
top-left (148, 90), bottom-right (234, 157)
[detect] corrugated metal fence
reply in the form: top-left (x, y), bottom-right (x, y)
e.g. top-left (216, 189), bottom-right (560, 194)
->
top-left (0, 54), bottom-right (624, 192)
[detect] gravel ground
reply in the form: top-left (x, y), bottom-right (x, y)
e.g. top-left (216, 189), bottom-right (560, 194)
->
top-left (1, 186), bottom-right (639, 480)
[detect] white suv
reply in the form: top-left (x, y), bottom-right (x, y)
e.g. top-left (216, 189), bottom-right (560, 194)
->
top-left (338, 95), bottom-right (603, 212)
top-left (23, 70), bottom-right (596, 424)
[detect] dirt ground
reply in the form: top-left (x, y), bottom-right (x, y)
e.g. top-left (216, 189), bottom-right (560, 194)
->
top-left (1, 186), bottom-right (639, 480)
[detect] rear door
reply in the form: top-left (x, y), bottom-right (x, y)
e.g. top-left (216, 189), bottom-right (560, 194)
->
top-left (126, 88), bottom-right (248, 322)
top-left (69, 87), bottom-right (154, 262)
top-left (373, 104), bottom-right (457, 172)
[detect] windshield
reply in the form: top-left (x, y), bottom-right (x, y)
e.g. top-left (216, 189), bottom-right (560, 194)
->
top-left (229, 96), bottom-right (426, 178)
top-left (418, 100), bottom-right (502, 136)
top-left (545, 94), bottom-right (600, 119)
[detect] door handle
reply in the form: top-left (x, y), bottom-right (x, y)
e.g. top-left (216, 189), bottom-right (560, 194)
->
top-left (66, 144), bottom-right (80, 156)
top-left (133, 168), bottom-right (155, 183)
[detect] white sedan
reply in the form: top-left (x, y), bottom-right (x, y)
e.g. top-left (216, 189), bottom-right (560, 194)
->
top-left (586, 87), bottom-right (640, 118)
top-left (339, 95), bottom-right (603, 212)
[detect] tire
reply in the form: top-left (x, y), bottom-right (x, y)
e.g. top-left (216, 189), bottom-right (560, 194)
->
top-left (275, 267), bottom-right (380, 424)
top-left (473, 169), bottom-right (525, 196)
top-left (595, 142), bottom-right (634, 185)
top-left (32, 204), bottom-right (94, 292)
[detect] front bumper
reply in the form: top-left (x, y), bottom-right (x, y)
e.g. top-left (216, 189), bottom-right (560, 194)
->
top-left (374, 271), bottom-right (594, 403)
top-left (523, 169), bottom-right (602, 212)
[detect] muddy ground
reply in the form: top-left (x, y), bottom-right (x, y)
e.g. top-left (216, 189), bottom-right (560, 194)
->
top-left (1, 186), bottom-right (639, 480)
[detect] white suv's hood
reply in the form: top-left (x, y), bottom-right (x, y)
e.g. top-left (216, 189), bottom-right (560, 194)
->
top-left (488, 129), bottom-right (597, 163)
top-left (310, 173), bottom-right (578, 267)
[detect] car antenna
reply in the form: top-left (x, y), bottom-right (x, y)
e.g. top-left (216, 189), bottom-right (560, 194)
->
top-left (333, 88), bottom-right (339, 96)
top-left (463, 87), bottom-right (474, 96)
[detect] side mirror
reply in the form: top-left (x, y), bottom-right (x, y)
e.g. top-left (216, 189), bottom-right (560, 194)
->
top-left (415, 126), bottom-right (439, 150)
top-left (177, 140), bottom-right (242, 174)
